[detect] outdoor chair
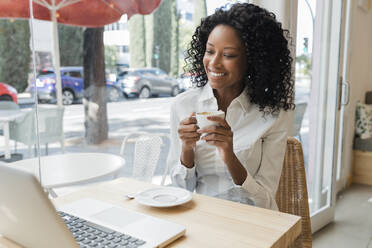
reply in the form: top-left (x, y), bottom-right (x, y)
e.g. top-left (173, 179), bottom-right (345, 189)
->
top-left (9, 105), bottom-right (65, 156)
top-left (293, 102), bottom-right (307, 142)
top-left (0, 101), bottom-right (20, 136)
top-left (353, 91), bottom-right (372, 185)
top-left (120, 132), bottom-right (170, 185)
top-left (276, 137), bottom-right (312, 248)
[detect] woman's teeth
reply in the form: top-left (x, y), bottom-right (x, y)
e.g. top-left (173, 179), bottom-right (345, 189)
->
top-left (210, 71), bottom-right (225, 77)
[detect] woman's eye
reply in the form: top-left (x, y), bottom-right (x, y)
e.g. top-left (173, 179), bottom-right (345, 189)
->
top-left (206, 50), bottom-right (214, 54)
top-left (224, 54), bottom-right (236, 58)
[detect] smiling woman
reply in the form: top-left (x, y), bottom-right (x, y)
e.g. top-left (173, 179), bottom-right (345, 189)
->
top-left (186, 3), bottom-right (294, 114)
top-left (168, 2), bottom-right (295, 210)
top-left (202, 24), bottom-right (247, 111)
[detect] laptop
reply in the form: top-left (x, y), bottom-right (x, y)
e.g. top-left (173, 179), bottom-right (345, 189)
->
top-left (0, 164), bottom-right (185, 248)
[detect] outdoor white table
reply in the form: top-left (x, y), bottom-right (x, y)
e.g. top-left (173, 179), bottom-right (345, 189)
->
top-left (9, 153), bottom-right (125, 192)
top-left (0, 109), bottom-right (29, 160)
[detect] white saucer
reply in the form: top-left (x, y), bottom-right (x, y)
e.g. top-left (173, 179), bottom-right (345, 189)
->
top-left (135, 187), bottom-right (192, 207)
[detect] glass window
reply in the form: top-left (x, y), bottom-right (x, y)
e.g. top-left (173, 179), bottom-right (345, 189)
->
top-left (141, 70), bottom-right (155, 76)
top-left (38, 70), bottom-right (54, 76)
top-left (68, 70), bottom-right (83, 78)
top-left (154, 69), bottom-right (167, 77)
top-left (0, 2), bottom-right (319, 214)
top-left (118, 71), bottom-right (128, 77)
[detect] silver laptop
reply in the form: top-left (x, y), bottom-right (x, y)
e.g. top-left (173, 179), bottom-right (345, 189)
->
top-left (0, 164), bottom-right (185, 248)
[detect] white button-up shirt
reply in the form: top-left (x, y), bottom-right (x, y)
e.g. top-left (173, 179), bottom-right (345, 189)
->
top-left (168, 83), bottom-right (291, 210)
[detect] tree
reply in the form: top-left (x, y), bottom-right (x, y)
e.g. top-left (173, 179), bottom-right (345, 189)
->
top-left (104, 45), bottom-right (119, 73)
top-left (151, 0), bottom-right (172, 73)
top-left (145, 15), bottom-right (154, 67)
top-left (0, 19), bottom-right (30, 92)
top-left (128, 15), bottom-right (147, 68)
top-left (296, 54), bottom-right (312, 77)
top-left (129, 0), bottom-right (178, 74)
top-left (83, 27), bottom-right (108, 144)
top-left (58, 24), bottom-right (83, 66)
top-left (169, 0), bottom-right (180, 77)
top-left (194, 0), bottom-right (207, 28)
top-left (178, 25), bottom-right (194, 72)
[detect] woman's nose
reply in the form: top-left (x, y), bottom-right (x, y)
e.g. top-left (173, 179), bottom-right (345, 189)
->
top-left (209, 54), bottom-right (222, 67)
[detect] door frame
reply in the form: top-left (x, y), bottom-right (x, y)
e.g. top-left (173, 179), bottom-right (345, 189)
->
top-left (308, 0), bottom-right (344, 233)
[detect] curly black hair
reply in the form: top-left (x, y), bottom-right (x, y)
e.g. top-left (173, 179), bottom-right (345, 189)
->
top-left (185, 3), bottom-right (295, 114)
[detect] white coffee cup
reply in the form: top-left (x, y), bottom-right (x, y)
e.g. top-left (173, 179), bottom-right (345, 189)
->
top-left (195, 110), bottom-right (225, 129)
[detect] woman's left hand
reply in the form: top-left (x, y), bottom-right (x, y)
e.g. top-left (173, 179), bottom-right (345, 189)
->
top-left (197, 116), bottom-right (234, 162)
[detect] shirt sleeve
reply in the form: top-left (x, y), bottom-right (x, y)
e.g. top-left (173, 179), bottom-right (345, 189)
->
top-left (167, 100), bottom-right (197, 192)
top-left (241, 110), bottom-right (291, 210)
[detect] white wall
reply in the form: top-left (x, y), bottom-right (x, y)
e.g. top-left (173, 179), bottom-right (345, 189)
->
top-left (341, 0), bottom-right (372, 185)
top-left (251, 0), bottom-right (294, 29)
top-left (104, 30), bottom-right (129, 46)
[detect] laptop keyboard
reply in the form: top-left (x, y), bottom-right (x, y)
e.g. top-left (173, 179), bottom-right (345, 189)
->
top-left (58, 211), bottom-right (146, 248)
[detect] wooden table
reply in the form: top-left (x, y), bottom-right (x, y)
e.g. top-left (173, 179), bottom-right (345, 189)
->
top-left (1, 178), bottom-right (301, 248)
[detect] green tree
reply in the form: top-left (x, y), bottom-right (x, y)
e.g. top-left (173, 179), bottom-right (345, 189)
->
top-left (178, 25), bottom-right (194, 72)
top-left (130, 0), bottom-right (179, 74)
top-left (194, 0), bottom-right (207, 28)
top-left (128, 15), bottom-right (147, 68)
top-left (0, 20), bottom-right (30, 93)
top-left (83, 27), bottom-right (108, 144)
top-left (296, 54), bottom-right (312, 77)
top-left (58, 24), bottom-right (84, 66)
top-left (170, 0), bottom-right (180, 77)
top-left (151, 0), bottom-right (172, 73)
top-left (145, 15), bottom-right (154, 67)
top-left (104, 45), bottom-right (118, 73)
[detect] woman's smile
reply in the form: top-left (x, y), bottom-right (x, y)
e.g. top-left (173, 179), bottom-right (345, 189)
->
top-left (208, 70), bottom-right (226, 78)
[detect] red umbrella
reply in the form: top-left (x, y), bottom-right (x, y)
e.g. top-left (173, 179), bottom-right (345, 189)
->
top-left (0, 0), bottom-right (161, 27)
top-left (0, 0), bottom-right (161, 106)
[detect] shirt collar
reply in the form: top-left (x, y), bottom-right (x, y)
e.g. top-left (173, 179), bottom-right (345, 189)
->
top-left (198, 82), bottom-right (215, 102)
top-left (199, 82), bottom-right (251, 113)
top-left (234, 86), bottom-right (251, 113)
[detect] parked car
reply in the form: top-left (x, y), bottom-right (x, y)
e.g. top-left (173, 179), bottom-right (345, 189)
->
top-left (177, 73), bottom-right (193, 93)
top-left (28, 66), bottom-right (123, 105)
top-left (0, 82), bottom-right (18, 103)
top-left (116, 68), bottom-right (180, 98)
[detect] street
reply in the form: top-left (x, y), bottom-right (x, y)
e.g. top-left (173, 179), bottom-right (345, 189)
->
top-left (63, 97), bottom-right (172, 140)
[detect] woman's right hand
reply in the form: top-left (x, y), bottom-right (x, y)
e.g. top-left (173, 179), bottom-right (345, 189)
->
top-left (178, 112), bottom-right (200, 150)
